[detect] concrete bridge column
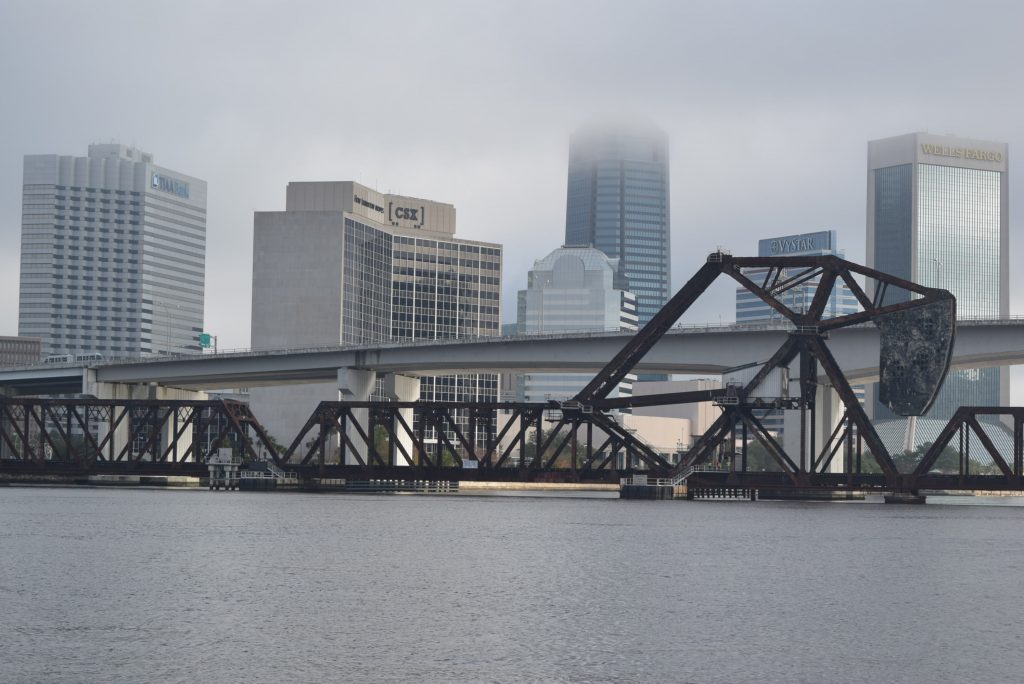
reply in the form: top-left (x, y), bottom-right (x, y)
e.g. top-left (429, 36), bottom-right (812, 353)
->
top-left (83, 375), bottom-right (138, 461)
top-left (84, 375), bottom-right (209, 462)
top-left (150, 385), bottom-right (209, 463)
top-left (814, 384), bottom-right (846, 474)
top-left (783, 384), bottom-right (845, 474)
top-left (338, 368), bottom-right (376, 466)
top-left (382, 373), bottom-right (421, 466)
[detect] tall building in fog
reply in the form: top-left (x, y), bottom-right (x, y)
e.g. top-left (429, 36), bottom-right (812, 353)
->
top-left (250, 181), bottom-right (501, 443)
top-left (867, 132), bottom-right (1009, 441)
top-left (18, 144), bottom-right (207, 358)
top-left (564, 124), bottom-right (670, 326)
top-left (515, 246), bottom-right (637, 403)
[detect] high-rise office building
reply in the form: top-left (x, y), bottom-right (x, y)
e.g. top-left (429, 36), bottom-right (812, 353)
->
top-left (736, 230), bottom-right (860, 323)
top-left (515, 246), bottom-right (637, 403)
top-left (867, 132), bottom-right (1009, 448)
top-left (564, 124), bottom-right (670, 326)
top-left (18, 144), bottom-right (207, 358)
top-left (734, 230), bottom-right (861, 436)
top-left (250, 181), bottom-right (501, 445)
top-left (0, 336), bottom-right (41, 367)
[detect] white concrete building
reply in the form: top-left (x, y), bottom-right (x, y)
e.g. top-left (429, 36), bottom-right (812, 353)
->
top-left (18, 144), bottom-right (207, 357)
top-left (631, 378), bottom-right (722, 446)
top-left (250, 181), bottom-right (501, 447)
top-left (514, 246), bottom-right (637, 403)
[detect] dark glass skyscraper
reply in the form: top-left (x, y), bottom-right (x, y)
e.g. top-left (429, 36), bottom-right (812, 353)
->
top-left (867, 133), bottom-right (1009, 445)
top-left (565, 124), bottom-right (670, 325)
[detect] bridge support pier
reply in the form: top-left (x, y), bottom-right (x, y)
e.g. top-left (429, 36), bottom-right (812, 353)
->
top-left (382, 374), bottom-right (420, 466)
top-left (336, 370), bottom-right (420, 465)
top-left (783, 384), bottom-right (846, 474)
top-left (84, 374), bottom-right (209, 462)
top-left (338, 368), bottom-right (377, 465)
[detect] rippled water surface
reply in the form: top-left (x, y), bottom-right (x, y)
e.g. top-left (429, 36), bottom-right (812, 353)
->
top-left (2, 487), bottom-right (1023, 683)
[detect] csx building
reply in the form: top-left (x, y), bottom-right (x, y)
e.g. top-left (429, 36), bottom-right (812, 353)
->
top-left (250, 181), bottom-right (502, 446)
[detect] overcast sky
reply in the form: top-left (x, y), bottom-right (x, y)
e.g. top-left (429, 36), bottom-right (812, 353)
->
top-left (1, 0), bottom-right (1021, 396)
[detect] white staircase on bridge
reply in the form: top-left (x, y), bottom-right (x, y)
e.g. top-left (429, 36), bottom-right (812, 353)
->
top-left (265, 460), bottom-right (289, 480)
top-left (623, 465), bottom-right (728, 487)
top-left (669, 464), bottom-right (728, 486)
top-left (239, 459), bottom-right (297, 484)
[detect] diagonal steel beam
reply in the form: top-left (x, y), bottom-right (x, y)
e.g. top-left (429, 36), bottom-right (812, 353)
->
top-left (41, 405), bottom-right (75, 462)
top-left (804, 336), bottom-right (897, 479)
top-left (589, 411), bottom-right (669, 470)
top-left (724, 267), bottom-right (800, 323)
top-left (0, 404), bottom-right (30, 460)
top-left (736, 410), bottom-right (801, 481)
top-left (69, 405), bottom-right (104, 464)
top-left (393, 408), bottom-right (431, 467)
top-left (574, 260), bottom-right (722, 402)
top-left (966, 415), bottom-right (1014, 478)
top-left (578, 432), bottom-right (615, 476)
top-left (804, 270), bottom-right (838, 324)
top-left (839, 266), bottom-right (872, 311)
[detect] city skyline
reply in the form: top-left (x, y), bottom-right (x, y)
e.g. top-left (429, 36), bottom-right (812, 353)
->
top-left (3, 6), bottom-right (1024, 682)
top-left (0, 2), bottom-right (1022, 402)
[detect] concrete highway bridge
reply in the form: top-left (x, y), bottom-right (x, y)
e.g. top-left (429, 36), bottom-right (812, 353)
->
top-left (0, 318), bottom-right (1021, 396)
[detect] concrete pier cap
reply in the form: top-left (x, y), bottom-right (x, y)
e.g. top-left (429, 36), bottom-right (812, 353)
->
top-left (338, 368), bottom-right (420, 467)
top-left (382, 373), bottom-right (421, 402)
top-left (337, 368), bottom-right (377, 400)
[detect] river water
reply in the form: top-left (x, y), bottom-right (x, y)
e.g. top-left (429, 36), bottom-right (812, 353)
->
top-left (1, 487), bottom-right (1022, 683)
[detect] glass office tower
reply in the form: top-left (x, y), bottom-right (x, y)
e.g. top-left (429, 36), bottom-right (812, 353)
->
top-left (515, 246), bottom-right (637, 403)
top-left (867, 133), bottom-right (1009, 446)
top-left (565, 124), bottom-right (670, 326)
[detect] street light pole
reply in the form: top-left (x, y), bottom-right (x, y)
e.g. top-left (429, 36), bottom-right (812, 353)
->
top-left (931, 258), bottom-right (943, 289)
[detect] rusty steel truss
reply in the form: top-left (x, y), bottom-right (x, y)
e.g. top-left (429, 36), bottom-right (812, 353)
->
top-left (571, 251), bottom-right (961, 492)
top-left (2, 252), bottom-right (1021, 493)
top-left (0, 398), bottom-right (271, 473)
top-left (0, 396), bottom-right (667, 481)
top-left (274, 400), bottom-right (669, 476)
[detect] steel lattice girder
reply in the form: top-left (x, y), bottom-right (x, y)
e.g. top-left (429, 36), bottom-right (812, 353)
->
top-left (0, 398), bottom-right (277, 467)
top-left (567, 252), bottom-right (956, 487)
top-left (273, 400), bottom-right (671, 472)
top-left (2, 252), bottom-right (1005, 493)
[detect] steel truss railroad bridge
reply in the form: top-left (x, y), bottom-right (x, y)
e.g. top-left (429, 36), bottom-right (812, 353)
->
top-left (2, 253), bottom-right (1022, 495)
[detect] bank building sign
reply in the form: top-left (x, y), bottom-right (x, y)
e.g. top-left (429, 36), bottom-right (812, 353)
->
top-left (151, 173), bottom-right (190, 199)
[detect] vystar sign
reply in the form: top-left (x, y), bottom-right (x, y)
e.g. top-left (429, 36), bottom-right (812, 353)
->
top-left (151, 173), bottom-right (190, 199)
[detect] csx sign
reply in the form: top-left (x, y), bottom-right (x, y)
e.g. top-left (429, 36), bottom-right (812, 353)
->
top-left (388, 202), bottom-right (426, 225)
